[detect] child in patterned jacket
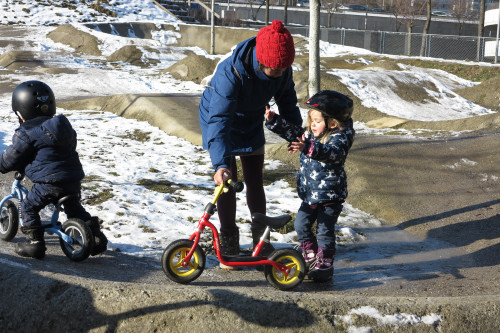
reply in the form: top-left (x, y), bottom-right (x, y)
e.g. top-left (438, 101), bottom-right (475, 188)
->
top-left (265, 90), bottom-right (355, 282)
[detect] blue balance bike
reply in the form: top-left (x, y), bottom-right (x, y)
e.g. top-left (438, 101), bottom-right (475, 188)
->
top-left (0, 172), bottom-right (93, 261)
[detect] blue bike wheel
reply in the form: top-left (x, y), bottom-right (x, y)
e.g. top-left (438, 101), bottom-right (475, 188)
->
top-left (59, 218), bottom-right (93, 262)
top-left (0, 200), bottom-right (19, 241)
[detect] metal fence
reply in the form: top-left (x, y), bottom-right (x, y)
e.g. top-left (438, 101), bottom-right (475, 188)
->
top-left (285, 26), bottom-right (496, 62)
top-left (217, 4), bottom-right (498, 62)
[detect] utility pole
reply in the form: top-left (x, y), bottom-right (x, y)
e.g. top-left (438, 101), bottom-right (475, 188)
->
top-left (211, 0), bottom-right (215, 55)
top-left (495, 4), bottom-right (500, 63)
top-left (309, 0), bottom-right (320, 95)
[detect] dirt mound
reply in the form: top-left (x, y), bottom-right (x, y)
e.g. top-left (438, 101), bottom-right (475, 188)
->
top-left (106, 45), bottom-right (159, 68)
top-left (364, 60), bottom-right (402, 71)
top-left (47, 24), bottom-right (101, 56)
top-left (320, 57), bottom-right (370, 70)
top-left (164, 53), bottom-right (218, 84)
top-left (33, 68), bottom-right (79, 75)
top-left (0, 51), bottom-right (42, 70)
top-left (456, 76), bottom-right (500, 112)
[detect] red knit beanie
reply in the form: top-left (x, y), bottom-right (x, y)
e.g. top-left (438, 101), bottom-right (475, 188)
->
top-left (256, 20), bottom-right (295, 69)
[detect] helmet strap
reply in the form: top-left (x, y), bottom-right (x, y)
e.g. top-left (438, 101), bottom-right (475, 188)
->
top-left (14, 111), bottom-right (25, 125)
top-left (322, 114), bottom-right (330, 127)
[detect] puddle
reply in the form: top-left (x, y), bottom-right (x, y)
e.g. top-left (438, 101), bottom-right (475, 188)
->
top-left (334, 204), bottom-right (470, 290)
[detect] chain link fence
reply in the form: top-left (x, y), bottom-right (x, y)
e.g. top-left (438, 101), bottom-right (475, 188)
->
top-left (286, 26), bottom-right (497, 62)
top-left (219, 4), bottom-right (498, 63)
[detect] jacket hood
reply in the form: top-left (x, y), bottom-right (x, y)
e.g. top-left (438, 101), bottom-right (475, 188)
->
top-left (39, 114), bottom-right (75, 147)
top-left (22, 114), bottom-right (75, 148)
top-left (230, 37), bottom-right (255, 78)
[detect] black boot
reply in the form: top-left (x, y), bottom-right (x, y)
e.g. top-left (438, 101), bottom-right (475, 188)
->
top-left (219, 227), bottom-right (239, 270)
top-left (86, 217), bottom-right (108, 256)
top-left (15, 226), bottom-right (46, 259)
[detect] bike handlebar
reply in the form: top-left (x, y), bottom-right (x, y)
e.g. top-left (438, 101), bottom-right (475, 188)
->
top-left (227, 180), bottom-right (244, 193)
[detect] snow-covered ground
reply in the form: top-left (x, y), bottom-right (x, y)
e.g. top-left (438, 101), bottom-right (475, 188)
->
top-left (3, 0), bottom-right (498, 329)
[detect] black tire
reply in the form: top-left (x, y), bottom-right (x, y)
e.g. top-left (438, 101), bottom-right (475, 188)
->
top-left (264, 248), bottom-right (306, 291)
top-left (161, 239), bottom-right (206, 284)
top-left (0, 200), bottom-right (19, 241)
top-left (59, 218), bottom-right (93, 262)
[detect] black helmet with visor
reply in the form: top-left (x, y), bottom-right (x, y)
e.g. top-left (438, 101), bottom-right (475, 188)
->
top-left (12, 80), bottom-right (56, 122)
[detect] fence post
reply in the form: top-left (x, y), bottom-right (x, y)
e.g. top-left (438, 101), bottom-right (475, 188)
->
top-left (364, 31), bottom-right (371, 50)
top-left (381, 31), bottom-right (386, 54)
top-left (426, 34), bottom-right (431, 57)
top-left (479, 37), bottom-right (484, 62)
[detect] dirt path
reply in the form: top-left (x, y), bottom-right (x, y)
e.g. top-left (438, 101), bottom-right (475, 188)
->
top-left (1, 130), bottom-right (500, 332)
top-left (0, 227), bottom-right (498, 333)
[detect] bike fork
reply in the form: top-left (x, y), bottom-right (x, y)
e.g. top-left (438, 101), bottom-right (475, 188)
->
top-left (252, 226), bottom-right (272, 256)
top-left (184, 224), bottom-right (205, 266)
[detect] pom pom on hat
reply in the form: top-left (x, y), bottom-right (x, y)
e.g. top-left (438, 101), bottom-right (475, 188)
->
top-left (256, 20), bottom-right (295, 69)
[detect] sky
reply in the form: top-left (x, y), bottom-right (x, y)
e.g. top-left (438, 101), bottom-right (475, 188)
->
top-left (3, 0), bottom-right (498, 329)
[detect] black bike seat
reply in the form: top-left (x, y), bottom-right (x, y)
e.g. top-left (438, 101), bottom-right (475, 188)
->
top-left (251, 212), bottom-right (291, 229)
top-left (55, 193), bottom-right (80, 211)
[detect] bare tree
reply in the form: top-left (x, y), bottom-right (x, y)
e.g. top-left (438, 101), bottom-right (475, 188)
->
top-left (323, 0), bottom-right (341, 28)
top-left (283, 0), bottom-right (289, 25)
top-left (265, 0), bottom-right (270, 25)
top-left (309, 0), bottom-right (321, 95)
top-left (420, 0), bottom-right (431, 56)
top-left (450, 0), bottom-right (469, 35)
top-left (391, 3), bottom-right (402, 32)
top-left (476, 0), bottom-right (485, 61)
top-left (249, 1), bottom-right (265, 21)
top-left (393, 0), bottom-right (426, 56)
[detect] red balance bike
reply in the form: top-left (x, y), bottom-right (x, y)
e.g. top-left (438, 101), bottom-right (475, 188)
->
top-left (161, 179), bottom-right (306, 291)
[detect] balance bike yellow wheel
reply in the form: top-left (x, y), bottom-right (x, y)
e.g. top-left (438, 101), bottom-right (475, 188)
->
top-left (161, 239), bottom-right (206, 284)
top-left (264, 248), bottom-right (306, 291)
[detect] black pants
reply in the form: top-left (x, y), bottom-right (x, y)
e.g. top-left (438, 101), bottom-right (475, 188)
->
top-left (217, 154), bottom-right (266, 233)
top-left (21, 182), bottom-right (91, 227)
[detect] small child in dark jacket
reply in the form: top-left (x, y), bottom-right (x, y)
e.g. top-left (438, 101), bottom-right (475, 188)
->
top-left (0, 80), bottom-right (107, 259)
top-left (265, 90), bottom-right (355, 282)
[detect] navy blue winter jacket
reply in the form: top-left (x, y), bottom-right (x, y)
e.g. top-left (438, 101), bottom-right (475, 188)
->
top-left (199, 37), bottom-right (302, 171)
top-left (0, 114), bottom-right (85, 184)
top-left (266, 115), bottom-right (355, 205)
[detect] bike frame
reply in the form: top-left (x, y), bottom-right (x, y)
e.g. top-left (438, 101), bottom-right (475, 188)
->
top-left (0, 177), bottom-right (75, 245)
top-left (182, 182), bottom-right (292, 276)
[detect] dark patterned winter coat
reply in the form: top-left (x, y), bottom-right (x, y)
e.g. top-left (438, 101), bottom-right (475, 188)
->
top-left (266, 115), bottom-right (355, 205)
top-left (199, 37), bottom-right (302, 171)
top-left (0, 114), bottom-right (85, 183)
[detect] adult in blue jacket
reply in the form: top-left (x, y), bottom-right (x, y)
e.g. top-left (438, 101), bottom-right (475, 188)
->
top-left (199, 20), bottom-right (302, 265)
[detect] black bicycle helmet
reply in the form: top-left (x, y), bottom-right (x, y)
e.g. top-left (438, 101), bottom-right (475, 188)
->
top-left (12, 80), bottom-right (56, 121)
top-left (304, 90), bottom-right (353, 123)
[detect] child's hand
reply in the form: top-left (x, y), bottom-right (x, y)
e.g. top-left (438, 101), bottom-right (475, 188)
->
top-left (265, 105), bottom-right (275, 121)
top-left (288, 134), bottom-right (305, 153)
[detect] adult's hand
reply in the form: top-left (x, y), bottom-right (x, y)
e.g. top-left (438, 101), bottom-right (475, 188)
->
top-left (214, 167), bottom-right (232, 185)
